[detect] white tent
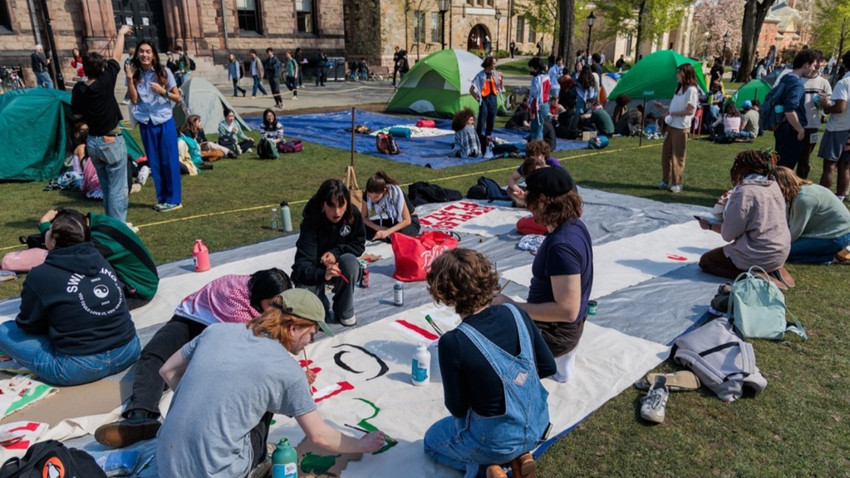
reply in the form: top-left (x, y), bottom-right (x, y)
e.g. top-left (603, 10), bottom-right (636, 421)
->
top-left (174, 77), bottom-right (251, 133)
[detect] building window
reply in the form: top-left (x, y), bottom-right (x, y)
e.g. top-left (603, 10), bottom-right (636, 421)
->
top-left (236, 0), bottom-right (260, 33)
top-left (0, 0), bottom-right (11, 32)
top-left (626, 34), bottom-right (633, 55)
top-left (430, 13), bottom-right (440, 43)
top-left (528, 26), bottom-right (536, 44)
top-left (515, 16), bottom-right (524, 43)
top-left (413, 10), bottom-right (425, 43)
top-left (296, 0), bottom-right (315, 34)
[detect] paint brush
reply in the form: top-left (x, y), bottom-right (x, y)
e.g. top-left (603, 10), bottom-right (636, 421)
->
top-left (424, 314), bottom-right (444, 336)
top-left (337, 272), bottom-right (350, 285)
top-left (497, 280), bottom-right (510, 294)
top-left (345, 424), bottom-right (398, 445)
top-left (302, 349), bottom-right (308, 365)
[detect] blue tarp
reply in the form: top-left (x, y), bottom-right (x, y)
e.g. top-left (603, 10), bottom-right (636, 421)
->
top-left (244, 109), bottom-right (587, 169)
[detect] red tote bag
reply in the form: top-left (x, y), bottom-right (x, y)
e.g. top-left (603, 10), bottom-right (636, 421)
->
top-left (391, 231), bottom-right (460, 282)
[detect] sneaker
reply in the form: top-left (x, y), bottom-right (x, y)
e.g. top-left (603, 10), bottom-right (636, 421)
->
top-left (835, 247), bottom-right (850, 264)
top-left (245, 148), bottom-right (253, 154)
top-left (152, 203), bottom-right (165, 211)
top-left (512, 452), bottom-right (537, 478)
top-left (656, 181), bottom-right (668, 190)
top-left (640, 375), bottom-right (668, 424)
top-left (125, 222), bottom-right (140, 234)
top-left (94, 417), bottom-right (161, 448)
top-left (486, 465), bottom-right (508, 478)
top-left (292, 96), bottom-right (298, 100)
top-left (669, 184), bottom-right (683, 193)
top-left (339, 315), bottom-right (356, 326)
top-left (137, 165), bottom-right (151, 185)
top-left (157, 203), bottom-right (183, 213)
top-left (130, 183), bottom-right (142, 193)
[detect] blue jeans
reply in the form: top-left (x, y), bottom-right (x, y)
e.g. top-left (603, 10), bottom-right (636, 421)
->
top-left (476, 94), bottom-right (498, 139)
top-left (252, 75), bottom-right (267, 96)
top-left (140, 118), bottom-right (182, 205)
top-left (529, 108), bottom-right (546, 141)
top-left (87, 134), bottom-right (129, 222)
top-left (424, 304), bottom-right (549, 477)
top-left (789, 233), bottom-right (850, 264)
top-left (0, 322), bottom-right (140, 386)
top-left (35, 71), bottom-right (53, 88)
top-left (775, 122), bottom-right (805, 169)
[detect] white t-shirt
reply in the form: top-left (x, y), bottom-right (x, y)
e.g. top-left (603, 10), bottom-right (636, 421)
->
top-left (665, 86), bottom-right (699, 129)
top-left (803, 75), bottom-right (832, 128)
top-left (826, 72), bottom-right (850, 132)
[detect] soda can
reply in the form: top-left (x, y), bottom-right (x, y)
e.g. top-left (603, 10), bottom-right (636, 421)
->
top-left (359, 260), bottom-right (370, 288)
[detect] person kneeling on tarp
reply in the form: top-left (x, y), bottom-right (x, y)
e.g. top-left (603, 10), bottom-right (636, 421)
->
top-left (0, 209), bottom-right (140, 386)
top-left (361, 171), bottom-right (420, 242)
top-left (494, 166), bottom-right (594, 383)
top-left (424, 248), bottom-right (555, 478)
top-left (155, 289), bottom-right (385, 478)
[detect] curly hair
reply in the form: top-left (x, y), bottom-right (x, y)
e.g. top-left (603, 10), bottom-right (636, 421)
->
top-left (525, 139), bottom-right (551, 161)
top-left (526, 189), bottom-right (583, 227)
top-left (247, 294), bottom-right (317, 350)
top-left (774, 166), bottom-right (812, 204)
top-left (730, 150), bottom-right (779, 185)
top-left (427, 249), bottom-right (498, 317)
top-left (451, 108), bottom-right (476, 131)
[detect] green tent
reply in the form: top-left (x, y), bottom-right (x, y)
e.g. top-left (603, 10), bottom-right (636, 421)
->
top-left (731, 79), bottom-right (772, 108)
top-left (608, 50), bottom-right (708, 101)
top-left (385, 49), bottom-right (505, 117)
top-left (0, 89), bottom-right (75, 181)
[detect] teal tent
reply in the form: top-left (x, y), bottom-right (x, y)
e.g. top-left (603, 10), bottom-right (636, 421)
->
top-left (0, 89), bottom-right (75, 181)
top-left (386, 49), bottom-right (505, 117)
top-left (608, 50), bottom-right (708, 100)
top-left (731, 79), bottom-right (772, 108)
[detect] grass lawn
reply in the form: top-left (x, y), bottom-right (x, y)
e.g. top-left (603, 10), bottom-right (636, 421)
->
top-left (1, 129), bottom-right (848, 475)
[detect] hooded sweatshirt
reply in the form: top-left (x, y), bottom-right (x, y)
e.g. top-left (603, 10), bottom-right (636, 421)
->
top-left (721, 174), bottom-right (791, 272)
top-left (16, 241), bottom-right (136, 355)
top-left (292, 201), bottom-right (366, 286)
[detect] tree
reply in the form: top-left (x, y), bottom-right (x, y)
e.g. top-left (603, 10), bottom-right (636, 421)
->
top-left (692, 0), bottom-right (745, 62)
top-left (736, 0), bottom-right (777, 82)
top-left (558, 0), bottom-right (576, 66)
top-left (812, 0), bottom-right (850, 58)
top-left (517, 0), bottom-right (558, 55)
top-left (594, 0), bottom-right (689, 61)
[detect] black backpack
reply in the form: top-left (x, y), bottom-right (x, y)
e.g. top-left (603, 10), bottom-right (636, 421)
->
top-left (408, 181), bottom-right (463, 206)
top-left (467, 176), bottom-right (510, 202)
top-left (0, 440), bottom-right (107, 478)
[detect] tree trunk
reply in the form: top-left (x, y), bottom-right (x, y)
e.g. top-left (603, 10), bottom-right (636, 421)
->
top-left (736, 0), bottom-right (777, 82)
top-left (634, 0), bottom-right (647, 62)
top-left (558, 0), bottom-right (575, 70)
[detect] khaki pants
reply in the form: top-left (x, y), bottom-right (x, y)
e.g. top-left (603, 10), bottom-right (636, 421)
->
top-left (661, 126), bottom-right (689, 185)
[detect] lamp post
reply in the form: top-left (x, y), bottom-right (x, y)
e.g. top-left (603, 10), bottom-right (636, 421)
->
top-left (585, 11), bottom-right (596, 65)
top-left (437, 0), bottom-right (451, 51)
top-left (703, 31), bottom-right (710, 61)
top-left (722, 31), bottom-right (730, 65)
top-left (494, 8), bottom-right (502, 53)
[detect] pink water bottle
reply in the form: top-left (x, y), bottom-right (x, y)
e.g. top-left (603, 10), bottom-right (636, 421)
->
top-left (193, 239), bottom-right (210, 272)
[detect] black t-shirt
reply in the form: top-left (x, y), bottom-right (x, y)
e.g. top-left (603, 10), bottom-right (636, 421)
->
top-left (438, 305), bottom-right (556, 418)
top-left (71, 59), bottom-right (122, 136)
top-left (710, 64), bottom-right (724, 83)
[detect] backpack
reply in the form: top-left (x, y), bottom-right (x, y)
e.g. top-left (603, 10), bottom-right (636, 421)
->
top-left (408, 182), bottom-right (463, 206)
top-left (278, 140), bottom-right (303, 153)
top-left (188, 57), bottom-right (196, 71)
top-left (376, 133), bottom-right (401, 155)
top-left (257, 138), bottom-right (279, 159)
top-left (0, 439), bottom-right (108, 478)
top-left (467, 177), bottom-right (510, 202)
top-left (588, 135), bottom-right (609, 149)
top-left (728, 266), bottom-right (807, 340)
top-left (672, 317), bottom-right (767, 402)
top-left (758, 76), bottom-right (789, 132)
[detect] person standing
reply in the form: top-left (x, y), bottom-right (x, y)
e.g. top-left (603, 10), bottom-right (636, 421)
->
top-left (548, 57), bottom-right (564, 105)
top-left (655, 63), bottom-right (699, 193)
top-left (315, 49), bottom-right (328, 87)
top-left (615, 54), bottom-right (626, 72)
top-left (31, 44), bottom-right (53, 88)
top-left (174, 45), bottom-right (190, 87)
top-left (249, 49), bottom-right (267, 98)
top-left (527, 56), bottom-right (550, 143)
top-left (392, 46), bottom-right (402, 87)
top-left (292, 179), bottom-right (365, 327)
top-left (294, 47), bottom-right (305, 87)
top-left (71, 47), bottom-right (86, 81)
top-left (800, 50), bottom-right (830, 179)
top-left (509, 40), bottom-right (516, 59)
top-left (772, 49), bottom-right (818, 170)
top-left (126, 40), bottom-right (183, 212)
top-left (264, 48), bottom-right (283, 109)
top-left (709, 57), bottom-right (724, 88)
top-left (818, 51), bottom-right (850, 202)
top-left (494, 166), bottom-right (593, 384)
top-left (71, 25), bottom-right (133, 222)
top-left (284, 51), bottom-right (299, 99)
top-left (470, 56), bottom-right (502, 156)
top-left (227, 53), bottom-right (246, 97)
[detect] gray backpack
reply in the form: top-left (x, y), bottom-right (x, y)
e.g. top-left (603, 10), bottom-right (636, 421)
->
top-left (673, 317), bottom-right (767, 402)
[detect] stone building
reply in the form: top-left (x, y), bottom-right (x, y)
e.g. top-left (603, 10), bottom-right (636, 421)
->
top-left (757, 0), bottom-right (813, 59)
top-left (0, 0), bottom-right (345, 88)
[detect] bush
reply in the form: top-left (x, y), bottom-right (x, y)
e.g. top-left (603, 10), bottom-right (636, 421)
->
top-left (469, 49), bottom-right (486, 58)
top-left (494, 49), bottom-right (511, 59)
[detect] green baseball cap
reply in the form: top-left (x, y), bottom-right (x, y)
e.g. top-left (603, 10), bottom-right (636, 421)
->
top-left (279, 288), bottom-right (334, 336)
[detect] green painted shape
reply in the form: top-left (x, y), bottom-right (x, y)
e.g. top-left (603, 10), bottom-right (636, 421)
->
top-left (353, 397), bottom-right (397, 455)
top-left (300, 452), bottom-right (340, 474)
top-left (4, 383), bottom-right (54, 416)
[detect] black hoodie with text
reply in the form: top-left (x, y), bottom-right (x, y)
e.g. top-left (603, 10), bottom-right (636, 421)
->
top-left (16, 242), bottom-right (136, 355)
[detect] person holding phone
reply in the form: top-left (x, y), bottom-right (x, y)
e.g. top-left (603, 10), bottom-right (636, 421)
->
top-left (655, 63), bottom-right (699, 193)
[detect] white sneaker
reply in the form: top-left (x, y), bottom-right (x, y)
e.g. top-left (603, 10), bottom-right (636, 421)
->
top-left (640, 375), bottom-right (669, 423)
top-left (669, 184), bottom-right (683, 193)
top-left (339, 315), bottom-right (356, 326)
top-left (137, 166), bottom-right (151, 185)
top-left (483, 143), bottom-right (495, 160)
top-left (125, 222), bottom-right (140, 234)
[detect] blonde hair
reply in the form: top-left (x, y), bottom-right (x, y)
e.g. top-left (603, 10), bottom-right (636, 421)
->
top-left (774, 166), bottom-right (812, 204)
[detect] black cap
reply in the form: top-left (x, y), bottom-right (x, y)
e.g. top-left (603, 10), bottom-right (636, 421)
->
top-left (525, 166), bottom-right (576, 196)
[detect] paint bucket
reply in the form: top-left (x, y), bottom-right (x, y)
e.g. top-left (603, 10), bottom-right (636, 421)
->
top-left (587, 300), bottom-right (598, 316)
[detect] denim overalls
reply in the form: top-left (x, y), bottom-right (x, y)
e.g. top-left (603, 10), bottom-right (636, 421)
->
top-left (424, 304), bottom-right (550, 477)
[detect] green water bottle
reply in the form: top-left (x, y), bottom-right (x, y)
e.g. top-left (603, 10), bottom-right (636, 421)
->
top-left (272, 438), bottom-right (298, 478)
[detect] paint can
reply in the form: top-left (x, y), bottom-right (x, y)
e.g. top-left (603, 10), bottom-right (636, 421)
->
top-left (587, 300), bottom-right (598, 316)
top-left (411, 343), bottom-right (430, 386)
top-left (359, 260), bottom-right (370, 288)
top-left (393, 281), bottom-right (404, 306)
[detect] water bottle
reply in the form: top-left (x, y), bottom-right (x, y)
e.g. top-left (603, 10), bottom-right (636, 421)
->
top-left (271, 438), bottom-right (297, 478)
top-left (393, 281), bottom-right (404, 306)
top-left (271, 207), bottom-right (280, 230)
top-left (280, 201), bottom-right (293, 232)
top-left (359, 260), bottom-right (370, 288)
top-left (192, 239), bottom-right (210, 272)
top-left (411, 343), bottom-right (430, 386)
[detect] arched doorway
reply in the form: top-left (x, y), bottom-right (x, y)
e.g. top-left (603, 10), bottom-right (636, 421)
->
top-left (467, 24), bottom-right (491, 51)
